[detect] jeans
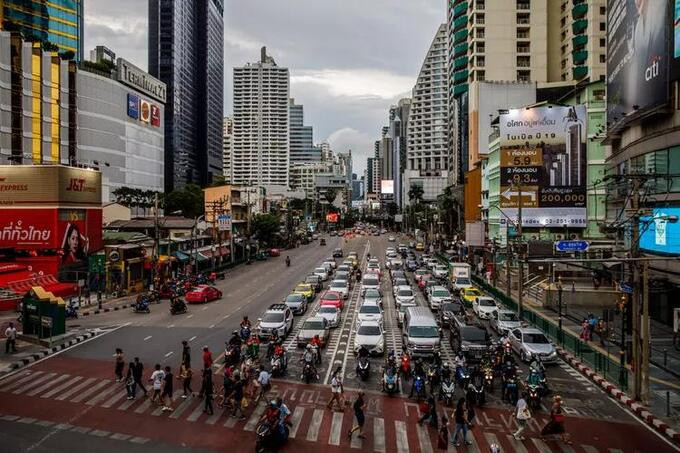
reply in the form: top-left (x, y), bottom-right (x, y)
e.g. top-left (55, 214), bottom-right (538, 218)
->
top-left (133, 379), bottom-right (147, 396)
top-left (452, 423), bottom-right (468, 444)
top-left (513, 419), bottom-right (527, 438)
top-left (5, 338), bottom-right (17, 353)
top-left (183, 377), bottom-right (193, 395)
top-left (126, 383), bottom-right (135, 398)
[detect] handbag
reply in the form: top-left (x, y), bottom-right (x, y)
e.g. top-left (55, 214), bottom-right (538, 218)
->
top-left (522, 407), bottom-right (532, 420)
top-left (553, 412), bottom-right (565, 423)
top-left (241, 397), bottom-right (249, 409)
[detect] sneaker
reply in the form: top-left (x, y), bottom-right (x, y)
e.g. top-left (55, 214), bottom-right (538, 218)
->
top-left (127, 396), bottom-right (134, 400)
top-left (465, 441), bottom-right (473, 446)
top-left (181, 395), bottom-right (187, 399)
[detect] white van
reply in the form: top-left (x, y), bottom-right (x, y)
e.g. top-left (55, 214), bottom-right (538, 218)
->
top-left (402, 306), bottom-right (441, 357)
top-left (360, 274), bottom-right (380, 295)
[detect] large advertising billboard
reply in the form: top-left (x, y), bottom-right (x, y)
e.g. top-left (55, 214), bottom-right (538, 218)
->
top-left (640, 207), bottom-right (680, 255)
top-left (607, 0), bottom-right (668, 129)
top-left (499, 105), bottom-right (587, 228)
top-left (381, 180), bottom-right (394, 195)
top-left (675, 0), bottom-right (680, 58)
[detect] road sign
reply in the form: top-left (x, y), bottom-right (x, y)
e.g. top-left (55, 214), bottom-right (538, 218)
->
top-left (499, 219), bottom-right (507, 248)
top-left (555, 240), bottom-right (589, 252)
top-left (217, 214), bottom-right (231, 232)
top-left (618, 282), bottom-right (634, 294)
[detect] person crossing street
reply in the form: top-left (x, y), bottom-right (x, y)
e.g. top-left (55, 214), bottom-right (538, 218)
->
top-left (4, 322), bottom-right (17, 354)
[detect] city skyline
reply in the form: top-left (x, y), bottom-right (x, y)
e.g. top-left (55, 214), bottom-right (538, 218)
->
top-left (84, 0), bottom-right (445, 175)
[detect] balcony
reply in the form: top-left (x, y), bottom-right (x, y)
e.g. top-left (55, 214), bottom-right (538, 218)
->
top-left (453, 56), bottom-right (468, 70)
top-left (453, 1), bottom-right (468, 18)
top-left (572, 65), bottom-right (588, 79)
top-left (572, 49), bottom-right (588, 64)
top-left (572, 3), bottom-right (588, 19)
top-left (454, 70), bottom-right (469, 84)
top-left (454, 29), bottom-right (468, 44)
top-left (453, 15), bottom-right (467, 31)
top-left (572, 34), bottom-right (588, 48)
top-left (453, 42), bottom-right (468, 58)
top-left (572, 19), bottom-right (587, 34)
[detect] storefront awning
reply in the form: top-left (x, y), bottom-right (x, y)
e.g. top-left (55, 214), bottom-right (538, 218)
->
top-left (195, 252), bottom-right (210, 262)
top-left (173, 251), bottom-right (190, 263)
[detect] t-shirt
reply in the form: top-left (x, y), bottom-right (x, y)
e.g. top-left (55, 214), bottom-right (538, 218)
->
top-left (258, 370), bottom-right (271, 387)
top-left (516, 398), bottom-right (529, 420)
top-left (163, 372), bottom-right (173, 394)
top-left (5, 327), bottom-right (17, 340)
top-left (151, 370), bottom-right (165, 390)
top-left (331, 375), bottom-right (342, 393)
top-left (454, 406), bottom-right (466, 424)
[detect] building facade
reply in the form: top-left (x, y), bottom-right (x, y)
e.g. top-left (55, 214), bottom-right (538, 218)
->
top-left (222, 116), bottom-right (233, 182)
top-left (404, 24), bottom-right (449, 204)
top-left (148, 0), bottom-right (224, 191)
top-left (0, 0), bottom-right (83, 60)
top-left (232, 47), bottom-right (290, 186)
top-left (76, 57), bottom-right (166, 202)
top-left (0, 31), bottom-right (76, 166)
top-left (289, 98), bottom-right (320, 165)
top-left (289, 162), bottom-right (331, 199)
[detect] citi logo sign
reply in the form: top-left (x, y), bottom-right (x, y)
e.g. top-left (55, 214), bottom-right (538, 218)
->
top-left (645, 55), bottom-right (662, 82)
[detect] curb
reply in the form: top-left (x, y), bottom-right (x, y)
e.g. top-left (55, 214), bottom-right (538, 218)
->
top-left (557, 347), bottom-right (680, 444)
top-left (81, 303), bottom-right (132, 316)
top-left (4, 330), bottom-right (101, 375)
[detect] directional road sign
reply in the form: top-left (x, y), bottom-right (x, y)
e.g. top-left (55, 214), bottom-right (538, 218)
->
top-left (555, 240), bottom-right (589, 252)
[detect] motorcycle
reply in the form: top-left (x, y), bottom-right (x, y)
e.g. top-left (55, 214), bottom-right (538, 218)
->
top-left (440, 378), bottom-right (455, 406)
top-left (270, 353), bottom-right (287, 377)
top-left (455, 366), bottom-right (471, 390)
top-left (411, 374), bottom-right (426, 400)
top-left (383, 367), bottom-right (399, 395)
top-left (255, 419), bottom-right (289, 453)
top-left (240, 325), bottom-right (252, 341)
top-left (467, 373), bottom-right (486, 406)
top-left (302, 362), bottom-right (316, 384)
top-left (505, 375), bottom-right (519, 405)
top-left (483, 366), bottom-right (494, 393)
top-left (132, 299), bottom-right (150, 313)
top-left (169, 299), bottom-right (187, 315)
top-left (356, 356), bottom-right (370, 381)
top-left (526, 383), bottom-right (541, 410)
top-left (65, 302), bottom-right (78, 319)
top-left (426, 363), bottom-right (440, 395)
top-left (225, 344), bottom-right (241, 367)
top-left (400, 355), bottom-right (412, 381)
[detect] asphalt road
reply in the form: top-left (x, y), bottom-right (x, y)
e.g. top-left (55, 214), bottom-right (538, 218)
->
top-left (0, 232), bottom-right (676, 452)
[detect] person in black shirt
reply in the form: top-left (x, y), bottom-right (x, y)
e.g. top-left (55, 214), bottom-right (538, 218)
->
top-left (131, 357), bottom-right (147, 397)
top-left (231, 373), bottom-right (246, 420)
top-left (347, 391), bottom-right (366, 439)
top-left (181, 340), bottom-right (191, 368)
top-left (203, 372), bottom-right (214, 415)
top-left (161, 366), bottom-right (174, 412)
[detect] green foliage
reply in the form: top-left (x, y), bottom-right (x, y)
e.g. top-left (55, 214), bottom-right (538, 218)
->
top-left (251, 213), bottom-right (281, 245)
top-left (164, 184), bottom-right (204, 218)
top-left (288, 198), bottom-right (308, 211)
top-left (408, 185), bottom-right (424, 204)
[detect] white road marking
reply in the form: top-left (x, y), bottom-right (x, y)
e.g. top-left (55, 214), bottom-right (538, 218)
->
top-left (189, 336), bottom-right (197, 341)
top-left (288, 406), bottom-right (304, 439)
top-left (41, 376), bottom-right (82, 399)
top-left (202, 306), bottom-right (209, 311)
top-left (395, 420), bottom-right (409, 453)
top-left (416, 423), bottom-right (433, 453)
top-left (305, 408), bottom-right (324, 442)
top-left (143, 336), bottom-right (152, 341)
top-left (56, 377), bottom-right (95, 401)
top-left (168, 324), bottom-right (175, 328)
top-left (222, 314), bottom-right (229, 319)
top-left (165, 351), bottom-right (174, 357)
top-left (26, 374), bottom-right (70, 397)
top-left (244, 401), bottom-right (267, 431)
top-left (187, 314), bottom-right (194, 319)
top-left (373, 417), bottom-right (386, 452)
top-left (328, 411), bottom-right (344, 445)
top-left (209, 324), bottom-right (216, 329)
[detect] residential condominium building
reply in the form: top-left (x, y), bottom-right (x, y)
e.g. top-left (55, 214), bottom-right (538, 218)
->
top-left (557, 0), bottom-right (607, 83)
top-left (222, 116), bottom-right (233, 182)
top-left (289, 161), bottom-right (331, 199)
top-left (148, 0), bottom-right (224, 191)
top-left (0, 0), bottom-right (84, 60)
top-left (232, 47), bottom-right (290, 186)
top-left (404, 23), bottom-right (449, 204)
top-left (289, 98), bottom-right (320, 165)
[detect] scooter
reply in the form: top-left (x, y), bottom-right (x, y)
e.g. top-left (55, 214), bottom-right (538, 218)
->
top-left (400, 355), bottom-right (412, 381)
top-left (411, 374), bottom-right (426, 400)
top-left (132, 299), bottom-right (150, 313)
top-left (467, 373), bottom-right (486, 406)
top-left (426, 363), bottom-right (440, 395)
top-left (383, 368), bottom-right (399, 395)
top-left (441, 378), bottom-right (455, 406)
top-left (527, 383), bottom-right (541, 410)
top-left (356, 356), bottom-right (370, 381)
top-left (225, 343), bottom-right (241, 367)
top-left (455, 366), bottom-right (471, 390)
top-left (505, 375), bottom-right (519, 406)
top-left (65, 302), bottom-right (79, 319)
top-left (255, 419), bottom-right (289, 453)
top-left (483, 366), bottom-right (495, 393)
top-left (270, 353), bottom-right (287, 377)
top-left (240, 325), bottom-right (252, 341)
top-left (170, 299), bottom-right (187, 315)
top-left (302, 362), bottom-right (316, 384)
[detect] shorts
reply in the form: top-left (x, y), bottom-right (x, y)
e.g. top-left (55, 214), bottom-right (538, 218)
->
top-left (355, 412), bottom-right (365, 427)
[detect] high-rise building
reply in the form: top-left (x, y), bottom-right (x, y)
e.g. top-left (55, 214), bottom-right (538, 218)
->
top-left (404, 24), bottom-right (449, 204)
top-left (289, 162), bottom-right (331, 199)
top-left (558, 0), bottom-right (607, 83)
top-left (0, 0), bottom-right (83, 60)
top-left (386, 99), bottom-right (410, 207)
top-left (222, 117), bottom-right (234, 182)
top-left (289, 99), bottom-right (320, 165)
top-left (319, 141), bottom-right (333, 163)
top-left (148, 0), bottom-right (224, 191)
top-left (232, 47), bottom-right (290, 186)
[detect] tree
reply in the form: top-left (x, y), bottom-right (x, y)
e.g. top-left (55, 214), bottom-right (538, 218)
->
top-left (408, 185), bottom-right (424, 204)
top-left (251, 213), bottom-right (281, 246)
top-left (323, 188), bottom-right (339, 206)
top-left (164, 184), bottom-right (204, 218)
top-left (386, 202), bottom-right (399, 217)
top-left (288, 198), bottom-right (308, 212)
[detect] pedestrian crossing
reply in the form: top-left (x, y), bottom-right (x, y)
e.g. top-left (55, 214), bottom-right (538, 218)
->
top-left (0, 369), bottom-right (630, 452)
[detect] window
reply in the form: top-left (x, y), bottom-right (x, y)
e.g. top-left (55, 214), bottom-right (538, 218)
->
top-left (477, 27), bottom-right (485, 38)
top-left (517, 28), bottom-right (529, 38)
top-left (600, 6), bottom-right (606, 15)
top-left (600, 22), bottom-right (605, 31)
top-left (477, 56), bottom-right (485, 67)
top-left (517, 13), bottom-right (530, 24)
top-left (477, 70), bottom-right (485, 81)
top-left (476, 13), bottom-right (485, 24)
top-left (517, 70), bottom-right (530, 82)
top-left (600, 54), bottom-right (606, 63)
top-left (600, 38), bottom-right (606, 47)
top-left (669, 147), bottom-right (680, 192)
top-left (518, 56), bottom-right (531, 67)
top-left (517, 43), bottom-right (530, 53)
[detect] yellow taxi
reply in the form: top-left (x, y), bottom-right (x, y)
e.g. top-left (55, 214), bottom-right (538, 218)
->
top-left (460, 287), bottom-right (483, 307)
top-left (293, 283), bottom-right (315, 302)
top-left (347, 254), bottom-right (358, 269)
top-left (415, 242), bottom-right (424, 251)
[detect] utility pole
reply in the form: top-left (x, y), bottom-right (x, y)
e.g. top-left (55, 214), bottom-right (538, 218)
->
top-left (629, 178), bottom-right (642, 401)
top-left (517, 183), bottom-right (524, 320)
top-left (152, 192), bottom-right (159, 291)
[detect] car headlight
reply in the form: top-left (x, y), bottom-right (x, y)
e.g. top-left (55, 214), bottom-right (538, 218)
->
top-left (524, 350), bottom-right (533, 358)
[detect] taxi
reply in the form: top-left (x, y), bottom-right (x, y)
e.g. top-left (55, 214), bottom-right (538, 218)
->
top-left (293, 282), bottom-right (315, 302)
top-left (415, 242), bottom-right (424, 251)
top-left (460, 287), bottom-right (483, 307)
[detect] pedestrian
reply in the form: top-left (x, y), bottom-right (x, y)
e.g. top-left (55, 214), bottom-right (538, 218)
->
top-left (125, 362), bottom-right (136, 400)
top-left (181, 340), bottom-right (191, 368)
top-left (450, 398), bottom-right (472, 447)
top-left (231, 372), bottom-right (246, 420)
top-left (579, 319), bottom-right (589, 341)
top-left (437, 416), bottom-right (449, 451)
top-left (256, 366), bottom-right (271, 403)
top-left (131, 357), bottom-right (147, 397)
top-left (179, 363), bottom-right (193, 398)
top-left (541, 395), bottom-right (572, 445)
top-left (203, 371), bottom-right (214, 416)
top-left (113, 348), bottom-right (124, 382)
top-left (347, 390), bottom-right (366, 440)
top-left (418, 395), bottom-right (438, 427)
top-left (588, 314), bottom-right (597, 341)
top-left (4, 322), bottom-right (18, 354)
top-left (326, 366), bottom-right (344, 411)
top-left (202, 345), bottom-right (213, 370)
top-left (513, 392), bottom-right (531, 440)
top-left (597, 318), bottom-right (607, 346)
top-left (149, 364), bottom-right (164, 405)
top-left (220, 371), bottom-right (234, 407)
top-left (161, 366), bottom-right (174, 412)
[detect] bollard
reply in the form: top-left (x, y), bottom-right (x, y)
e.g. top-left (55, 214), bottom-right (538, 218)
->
top-left (664, 349), bottom-right (667, 367)
top-left (667, 391), bottom-right (671, 417)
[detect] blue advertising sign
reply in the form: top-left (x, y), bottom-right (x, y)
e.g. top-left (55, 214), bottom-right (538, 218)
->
top-left (618, 282), bottom-right (634, 294)
top-left (640, 207), bottom-right (680, 255)
top-left (127, 93), bottom-right (139, 119)
top-left (555, 240), bottom-right (589, 252)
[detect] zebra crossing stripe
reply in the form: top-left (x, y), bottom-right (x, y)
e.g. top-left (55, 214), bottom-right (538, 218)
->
top-left (244, 401), bottom-right (267, 431)
top-left (133, 397), bottom-right (154, 414)
top-left (416, 423), bottom-right (433, 453)
top-left (373, 417), bottom-right (386, 453)
top-left (186, 398), bottom-right (206, 422)
top-left (0, 371), bottom-right (31, 389)
top-left (306, 408), bottom-right (324, 442)
top-left (56, 377), bottom-right (96, 401)
top-left (581, 445), bottom-right (599, 453)
top-left (395, 420), bottom-right (409, 453)
top-left (12, 373), bottom-right (54, 395)
top-left (71, 380), bottom-right (109, 403)
top-left (288, 406), bottom-right (304, 439)
top-left (506, 434), bottom-right (529, 453)
top-left (559, 443), bottom-right (577, 453)
top-left (205, 407), bottom-right (225, 425)
top-left (328, 411), bottom-right (344, 446)
top-left (85, 384), bottom-right (120, 406)
top-left (466, 429), bottom-right (482, 453)
top-left (531, 437), bottom-right (553, 453)
top-left (223, 414), bottom-right (238, 428)
top-left (151, 390), bottom-right (183, 416)
top-left (169, 395), bottom-right (198, 419)
top-left (483, 432), bottom-right (502, 451)
top-left (26, 374), bottom-right (70, 397)
top-left (41, 376), bottom-right (82, 399)
top-left (101, 388), bottom-right (128, 408)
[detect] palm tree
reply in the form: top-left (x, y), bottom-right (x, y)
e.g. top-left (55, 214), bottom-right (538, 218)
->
top-left (408, 185), bottom-right (424, 204)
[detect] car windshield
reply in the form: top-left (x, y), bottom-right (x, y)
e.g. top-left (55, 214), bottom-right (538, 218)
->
top-left (397, 289), bottom-right (413, 297)
top-left (305, 277), bottom-right (317, 283)
top-left (358, 325), bottom-right (381, 336)
top-left (286, 294), bottom-right (303, 303)
top-left (337, 272), bottom-right (349, 279)
top-left (360, 305), bottom-right (381, 314)
top-left (465, 289), bottom-right (481, 296)
top-left (262, 313), bottom-right (284, 323)
top-left (408, 326), bottom-right (439, 338)
top-left (303, 321), bottom-right (325, 330)
top-left (318, 307), bottom-right (337, 314)
top-left (461, 327), bottom-right (488, 341)
top-left (364, 289), bottom-right (380, 298)
top-left (442, 303), bottom-right (460, 312)
top-left (315, 268), bottom-right (326, 273)
top-left (433, 290), bottom-right (450, 297)
top-left (331, 281), bottom-right (346, 288)
top-left (523, 333), bottom-right (549, 344)
top-left (457, 278), bottom-right (471, 285)
top-left (295, 285), bottom-right (309, 292)
top-left (394, 279), bottom-right (407, 286)
top-left (415, 270), bottom-right (427, 275)
top-left (479, 298), bottom-right (496, 307)
top-left (499, 312), bottom-right (518, 322)
top-left (363, 278), bottom-right (379, 286)
top-left (334, 249), bottom-right (342, 253)
top-left (324, 293), bottom-right (340, 300)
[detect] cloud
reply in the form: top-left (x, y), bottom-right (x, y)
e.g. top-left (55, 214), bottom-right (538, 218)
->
top-left (326, 128), bottom-right (376, 175)
top-left (292, 69), bottom-right (413, 100)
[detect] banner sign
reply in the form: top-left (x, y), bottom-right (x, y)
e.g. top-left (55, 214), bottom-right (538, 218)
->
top-left (0, 165), bottom-right (101, 207)
top-left (217, 214), bottom-right (231, 232)
top-left (499, 105), bottom-right (587, 228)
top-left (640, 208), bottom-right (680, 255)
top-left (326, 213), bottom-right (339, 223)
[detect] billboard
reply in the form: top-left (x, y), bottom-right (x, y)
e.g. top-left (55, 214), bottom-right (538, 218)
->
top-left (151, 104), bottom-right (161, 127)
top-left (676, 0), bottom-right (680, 58)
top-left (381, 180), bottom-right (394, 194)
top-left (139, 99), bottom-right (151, 123)
top-left (127, 93), bottom-right (139, 119)
top-left (326, 213), bottom-right (339, 223)
top-left (640, 207), bottom-right (680, 255)
top-left (499, 105), bottom-right (587, 228)
top-left (607, 0), bottom-right (668, 129)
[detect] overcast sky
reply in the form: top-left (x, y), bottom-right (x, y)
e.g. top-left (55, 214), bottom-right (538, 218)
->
top-left (85, 0), bottom-right (445, 175)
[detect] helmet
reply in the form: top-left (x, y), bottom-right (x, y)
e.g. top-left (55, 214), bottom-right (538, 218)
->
top-left (270, 400), bottom-right (278, 408)
top-left (489, 444), bottom-right (501, 453)
top-left (306, 344), bottom-right (312, 350)
top-left (443, 362), bottom-right (450, 370)
top-left (232, 330), bottom-right (238, 335)
top-left (457, 351), bottom-right (464, 358)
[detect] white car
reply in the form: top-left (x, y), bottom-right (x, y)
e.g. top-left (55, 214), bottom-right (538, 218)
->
top-left (425, 258), bottom-right (438, 270)
top-left (397, 300), bottom-right (418, 327)
top-left (366, 262), bottom-right (381, 276)
top-left (317, 305), bottom-right (340, 328)
top-left (313, 267), bottom-right (329, 281)
top-left (427, 285), bottom-right (452, 311)
top-left (361, 275), bottom-right (380, 295)
top-left (362, 288), bottom-right (382, 307)
top-left (473, 296), bottom-right (498, 320)
top-left (490, 309), bottom-right (521, 335)
top-left (354, 320), bottom-right (385, 355)
top-left (386, 258), bottom-right (403, 269)
top-left (357, 302), bottom-right (383, 327)
top-left (388, 236), bottom-right (396, 242)
top-left (324, 259), bottom-right (338, 269)
top-left (394, 285), bottom-right (415, 307)
top-left (433, 264), bottom-right (448, 279)
top-left (329, 279), bottom-right (349, 299)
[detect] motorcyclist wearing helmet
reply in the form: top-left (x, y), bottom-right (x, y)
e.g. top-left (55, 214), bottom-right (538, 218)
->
top-left (260, 400), bottom-right (280, 426)
top-left (310, 335), bottom-right (322, 364)
top-left (526, 367), bottom-right (542, 387)
top-left (440, 362), bottom-right (452, 382)
top-left (501, 357), bottom-right (517, 400)
top-left (229, 330), bottom-right (242, 347)
top-left (301, 344), bottom-right (318, 377)
top-left (276, 397), bottom-right (291, 438)
top-left (453, 351), bottom-right (466, 371)
top-left (413, 358), bottom-right (426, 379)
top-left (357, 345), bottom-right (370, 359)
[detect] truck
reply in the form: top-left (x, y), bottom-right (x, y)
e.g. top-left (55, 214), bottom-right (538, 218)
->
top-left (449, 263), bottom-right (472, 292)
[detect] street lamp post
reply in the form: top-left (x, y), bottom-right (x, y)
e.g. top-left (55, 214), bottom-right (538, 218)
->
top-left (557, 276), bottom-right (563, 345)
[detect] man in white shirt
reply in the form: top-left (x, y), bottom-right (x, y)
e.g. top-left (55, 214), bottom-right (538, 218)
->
top-left (5, 322), bottom-right (17, 354)
top-left (149, 363), bottom-right (165, 405)
top-left (513, 392), bottom-right (530, 440)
